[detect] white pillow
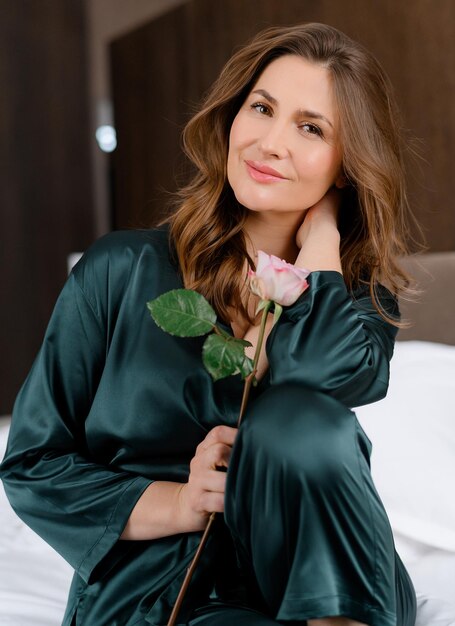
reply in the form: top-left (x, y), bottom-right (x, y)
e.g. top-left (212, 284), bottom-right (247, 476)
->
top-left (355, 341), bottom-right (455, 551)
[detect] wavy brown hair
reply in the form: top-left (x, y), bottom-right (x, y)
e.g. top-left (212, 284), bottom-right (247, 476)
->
top-left (164, 22), bottom-right (422, 326)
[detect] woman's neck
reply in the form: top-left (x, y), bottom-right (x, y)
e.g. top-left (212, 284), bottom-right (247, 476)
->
top-left (243, 210), bottom-right (305, 264)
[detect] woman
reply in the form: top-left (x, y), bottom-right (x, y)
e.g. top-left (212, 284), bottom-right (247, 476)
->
top-left (0, 23), bottom-right (418, 626)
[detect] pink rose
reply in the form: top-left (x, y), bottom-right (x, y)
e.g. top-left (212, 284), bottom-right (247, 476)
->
top-left (248, 251), bottom-right (310, 306)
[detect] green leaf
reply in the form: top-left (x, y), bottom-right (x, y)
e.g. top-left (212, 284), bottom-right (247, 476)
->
top-left (214, 325), bottom-right (233, 340)
top-left (237, 352), bottom-right (254, 379)
top-left (213, 325), bottom-right (252, 347)
top-left (202, 334), bottom-right (254, 381)
top-left (237, 338), bottom-right (253, 348)
top-left (147, 289), bottom-right (217, 337)
top-left (273, 303), bottom-right (283, 326)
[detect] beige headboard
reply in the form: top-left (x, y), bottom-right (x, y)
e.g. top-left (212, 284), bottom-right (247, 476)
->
top-left (397, 252), bottom-right (455, 345)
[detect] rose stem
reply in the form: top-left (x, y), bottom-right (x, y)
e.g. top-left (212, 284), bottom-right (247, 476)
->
top-left (237, 300), bottom-right (272, 427)
top-left (166, 300), bottom-right (272, 626)
top-left (166, 510), bottom-right (217, 626)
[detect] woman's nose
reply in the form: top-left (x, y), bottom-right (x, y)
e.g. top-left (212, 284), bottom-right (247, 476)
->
top-left (258, 121), bottom-right (289, 159)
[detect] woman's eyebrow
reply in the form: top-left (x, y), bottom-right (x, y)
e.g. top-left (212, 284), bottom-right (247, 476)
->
top-left (252, 88), bottom-right (334, 129)
top-left (252, 88), bottom-right (278, 106)
top-left (298, 108), bottom-right (333, 129)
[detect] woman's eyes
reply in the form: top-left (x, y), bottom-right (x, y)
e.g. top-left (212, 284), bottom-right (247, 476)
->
top-left (299, 122), bottom-right (323, 137)
top-left (250, 102), bottom-right (271, 116)
top-left (249, 102), bottom-right (323, 137)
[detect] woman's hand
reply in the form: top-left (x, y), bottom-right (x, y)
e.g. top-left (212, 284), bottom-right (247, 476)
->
top-left (120, 426), bottom-right (237, 540)
top-left (294, 187), bottom-right (342, 273)
top-left (177, 425), bottom-right (238, 531)
top-left (296, 186), bottom-right (341, 249)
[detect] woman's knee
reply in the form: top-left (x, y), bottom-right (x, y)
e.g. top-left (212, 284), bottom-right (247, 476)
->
top-left (239, 383), bottom-right (356, 484)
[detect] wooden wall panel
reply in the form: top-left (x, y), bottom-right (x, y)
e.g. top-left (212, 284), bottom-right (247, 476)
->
top-left (110, 0), bottom-right (455, 250)
top-left (110, 4), bottom-right (190, 227)
top-left (0, 0), bottom-right (94, 413)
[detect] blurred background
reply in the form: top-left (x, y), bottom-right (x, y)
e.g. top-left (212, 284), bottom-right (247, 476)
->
top-left (1, 0), bottom-right (454, 414)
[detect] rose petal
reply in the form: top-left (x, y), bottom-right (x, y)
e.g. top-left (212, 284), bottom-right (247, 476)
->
top-left (255, 250), bottom-right (271, 274)
top-left (279, 279), bottom-right (309, 306)
top-left (249, 250), bottom-right (311, 306)
top-left (249, 276), bottom-right (268, 300)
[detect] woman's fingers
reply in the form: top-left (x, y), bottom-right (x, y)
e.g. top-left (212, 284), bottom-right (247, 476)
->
top-left (206, 441), bottom-right (233, 469)
top-left (295, 187), bottom-right (342, 250)
top-left (189, 444), bottom-right (232, 485)
top-left (184, 468), bottom-right (227, 516)
top-left (185, 425), bottom-right (238, 516)
top-left (196, 425), bottom-right (238, 453)
top-left (192, 460), bottom-right (227, 488)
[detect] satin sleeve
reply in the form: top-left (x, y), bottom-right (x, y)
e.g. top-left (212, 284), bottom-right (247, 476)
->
top-left (265, 271), bottom-right (399, 408)
top-left (0, 271), bottom-right (152, 584)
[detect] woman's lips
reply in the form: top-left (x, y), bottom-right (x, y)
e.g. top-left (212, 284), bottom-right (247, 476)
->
top-left (245, 160), bottom-right (287, 183)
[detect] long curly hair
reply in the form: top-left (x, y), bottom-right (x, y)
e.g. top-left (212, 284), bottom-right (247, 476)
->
top-left (164, 22), bottom-right (422, 326)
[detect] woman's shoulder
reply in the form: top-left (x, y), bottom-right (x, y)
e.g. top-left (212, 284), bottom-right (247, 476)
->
top-left (350, 278), bottom-right (399, 321)
top-left (74, 225), bottom-right (172, 273)
top-left (80, 225), bottom-right (171, 262)
top-left (70, 225), bottom-right (176, 304)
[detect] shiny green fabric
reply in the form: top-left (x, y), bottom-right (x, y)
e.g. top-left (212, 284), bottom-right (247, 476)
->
top-left (0, 227), bottom-right (416, 625)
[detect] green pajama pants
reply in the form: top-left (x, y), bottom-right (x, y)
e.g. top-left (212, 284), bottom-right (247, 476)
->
top-left (189, 384), bottom-right (417, 626)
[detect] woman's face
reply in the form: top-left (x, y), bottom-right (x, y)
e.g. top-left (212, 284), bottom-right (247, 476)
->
top-left (227, 55), bottom-right (343, 215)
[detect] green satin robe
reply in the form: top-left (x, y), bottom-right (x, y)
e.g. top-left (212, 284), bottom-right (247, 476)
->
top-left (0, 227), bottom-right (405, 625)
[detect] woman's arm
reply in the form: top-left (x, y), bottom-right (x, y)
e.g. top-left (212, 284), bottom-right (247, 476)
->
top-left (266, 272), bottom-right (399, 408)
top-left (0, 271), bottom-right (155, 584)
top-left (244, 189), bottom-right (399, 406)
top-left (243, 188), bottom-right (343, 380)
top-left (2, 268), bottom-right (238, 568)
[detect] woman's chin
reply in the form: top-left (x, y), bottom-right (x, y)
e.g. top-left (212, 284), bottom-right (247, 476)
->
top-left (244, 207), bottom-right (311, 228)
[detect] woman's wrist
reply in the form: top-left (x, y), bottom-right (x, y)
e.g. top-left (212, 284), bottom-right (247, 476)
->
top-left (175, 482), bottom-right (209, 533)
top-left (295, 225), bottom-right (342, 273)
top-left (120, 480), bottom-right (204, 540)
top-left (296, 217), bottom-right (340, 248)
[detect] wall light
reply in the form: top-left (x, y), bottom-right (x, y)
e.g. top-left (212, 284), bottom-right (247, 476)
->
top-left (95, 124), bottom-right (117, 152)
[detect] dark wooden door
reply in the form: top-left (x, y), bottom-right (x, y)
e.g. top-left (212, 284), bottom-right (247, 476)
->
top-left (0, 0), bottom-right (94, 413)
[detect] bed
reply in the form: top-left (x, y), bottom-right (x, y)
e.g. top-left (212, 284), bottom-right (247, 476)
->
top-left (1, 252), bottom-right (454, 625)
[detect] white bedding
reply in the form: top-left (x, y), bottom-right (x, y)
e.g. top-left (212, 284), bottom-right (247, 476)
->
top-left (356, 341), bottom-right (455, 624)
top-left (1, 340), bottom-right (455, 625)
